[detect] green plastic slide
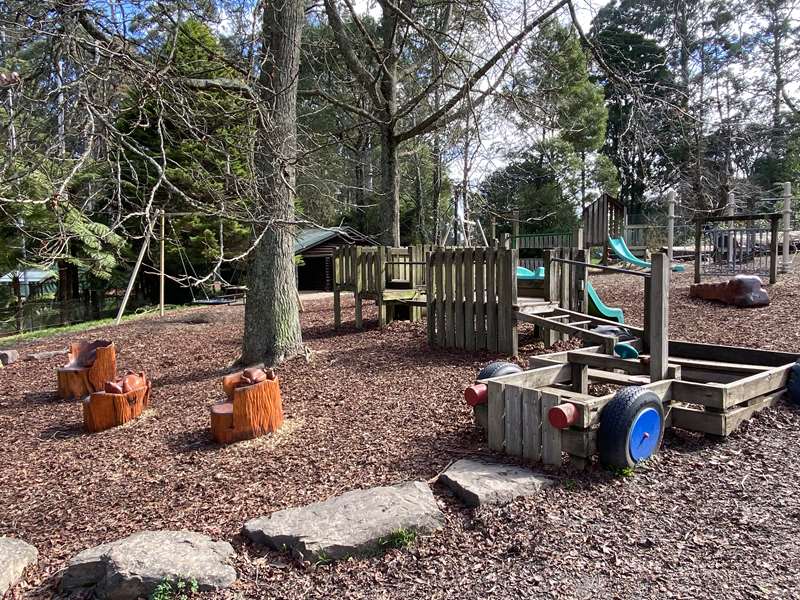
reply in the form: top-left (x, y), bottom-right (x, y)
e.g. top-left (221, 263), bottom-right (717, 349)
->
top-left (587, 281), bottom-right (624, 324)
top-left (607, 236), bottom-right (686, 272)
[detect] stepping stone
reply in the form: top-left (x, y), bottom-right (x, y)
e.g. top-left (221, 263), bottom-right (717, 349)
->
top-left (243, 481), bottom-right (445, 561)
top-left (24, 349), bottom-right (67, 361)
top-left (0, 537), bottom-right (38, 596)
top-left (439, 458), bottom-right (554, 507)
top-left (61, 530), bottom-right (236, 599)
top-left (0, 350), bottom-right (18, 366)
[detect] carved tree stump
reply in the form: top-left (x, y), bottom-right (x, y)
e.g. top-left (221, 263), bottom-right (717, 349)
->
top-left (211, 370), bottom-right (283, 444)
top-left (57, 341), bottom-right (117, 400)
top-left (82, 372), bottom-right (151, 433)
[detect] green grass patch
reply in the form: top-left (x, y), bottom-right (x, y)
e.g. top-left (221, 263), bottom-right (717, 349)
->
top-left (0, 305), bottom-right (185, 347)
top-left (380, 528), bottom-right (418, 549)
top-left (150, 577), bottom-right (199, 600)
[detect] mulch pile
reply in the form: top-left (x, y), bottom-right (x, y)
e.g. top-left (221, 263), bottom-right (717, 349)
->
top-left (2, 277), bottom-right (800, 598)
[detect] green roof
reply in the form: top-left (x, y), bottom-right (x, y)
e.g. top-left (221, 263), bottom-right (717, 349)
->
top-left (294, 227), bottom-right (376, 254)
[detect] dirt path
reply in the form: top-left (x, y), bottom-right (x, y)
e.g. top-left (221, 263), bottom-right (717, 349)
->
top-left (2, 289), bottom-right (799, 598)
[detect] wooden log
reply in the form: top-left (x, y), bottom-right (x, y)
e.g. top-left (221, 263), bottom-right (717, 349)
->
top-left (58, 341), bottom-right (117, 400)
top-left (83, 374), bottom-right (150, 433)
top-left (213, 372), bottom-right (283, 444)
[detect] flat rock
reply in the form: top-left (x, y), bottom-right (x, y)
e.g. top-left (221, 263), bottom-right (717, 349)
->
top-left (243, 481), bottom-right (444, 560)
top-left (0, 349), bottom-right (19, 366)
top-left (0, 537), bottom-right (38, 595)
top-left (61, 530), bottom-right (236, 599)
top-left (24, 348), bottom-right (67, 361)
top-left (439, 458), bottom-right (554, 507)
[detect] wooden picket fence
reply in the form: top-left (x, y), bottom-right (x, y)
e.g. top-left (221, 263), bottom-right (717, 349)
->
top-left (426, 247), bottom-right (518, 354)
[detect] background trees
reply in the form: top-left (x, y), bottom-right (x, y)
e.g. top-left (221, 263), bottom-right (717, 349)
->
top-left (0, 0), bottom-right (797, 359)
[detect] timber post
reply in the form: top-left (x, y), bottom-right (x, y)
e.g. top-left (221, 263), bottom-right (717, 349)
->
top-left (354, 246), bottom-right (363, 328)
top-left (694, 219), bottom-right (702, 284)
top-left (648, 253), bottom-right (669, 382)
top-left (781, 181), bottom-right (792, 273)
top-left (333, 248), bottom-right (341, 329)
top-left (769, 214), bottom-right (779, 284)
top-left (666, 190), bottom-right (675, 263)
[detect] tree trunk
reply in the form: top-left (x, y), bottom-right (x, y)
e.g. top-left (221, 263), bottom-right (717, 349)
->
top-left (378, 0), bottom-right (400, 246)
top-left (242, 0), bottom-right (305, 367)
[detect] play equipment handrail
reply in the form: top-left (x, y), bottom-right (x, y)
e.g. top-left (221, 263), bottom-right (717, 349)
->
top-left (549, 257), bottom-right (651, 278)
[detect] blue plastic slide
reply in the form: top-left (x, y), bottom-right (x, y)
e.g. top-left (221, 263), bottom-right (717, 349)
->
top-left (587, 281), bottom-right (624, 324)
top-left (516, 266), bottom-right (545, 280)
top-left (608, 236), bottom-right (685, 272)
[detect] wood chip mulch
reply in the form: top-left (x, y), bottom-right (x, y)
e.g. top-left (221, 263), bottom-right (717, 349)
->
top-left (2, 282), bottom-right (800, 598)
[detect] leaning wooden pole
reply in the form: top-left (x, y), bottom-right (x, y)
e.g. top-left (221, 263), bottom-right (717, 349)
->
top-left (115, 214), bottom-right (157, 325)
top-left (159, 210), bottom-right (165, 317)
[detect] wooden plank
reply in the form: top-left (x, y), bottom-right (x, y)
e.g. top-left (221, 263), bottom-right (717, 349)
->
top-left (475, 248), bottom-right (486, 350)
top-left (435, 249), bottom-right (445, 347)
top-left (479, 363), bottom-right (572, 389)
top-left (426, 251), bottom-right (435, 345)
top-left (668, 340), bottom-right (798, 367)
top-left (464, 248), bottom-right (475, 351)
top-left (497, 249), bottom-right (509, 353)
top-left (540, 392), bottom-right (562, 466)
top-left (509, 249), bottom-right (519, 356)
top-left (454, 249), bottom-right (465, 349)
top-left (669, 405), bottom-right (725, 436)
top-left (649, 253), bottom-right (669, 381)
top-left (444, 250), bottom-right (455, 348)
top-left (505, 384), bottom-right (523, 456)
top-left (516, 313), bottom-right (616, 347)
top-left (567, 351), bottom-right (647, 374)
top-left (722, 363), bottom-right (793, 408)
top-left (487, 381), bottom-right (505, 452)
top-left (521, 389), bottom-right (542, 463)
top-left (572, 362), bottom-right (589, 394)
top-left (560, 429), bottom-right (597, 458)
top-left (486, 248), bottom-right (498, 352)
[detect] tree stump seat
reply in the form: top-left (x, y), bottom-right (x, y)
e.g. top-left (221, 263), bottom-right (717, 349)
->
top-left (57, 340), bottom-right (117, 400)
top-left (82, 371), bottom-right (151, 433)
top-left (211, 368), bottom-right (283, 444)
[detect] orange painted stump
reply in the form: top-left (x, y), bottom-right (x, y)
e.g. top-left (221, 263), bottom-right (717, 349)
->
top-left (82, 372), bottom-right (151, 433)
top-left (211, 368), bottom-right (283, 444)
top-left (57, 340), bottom-right (117, 400)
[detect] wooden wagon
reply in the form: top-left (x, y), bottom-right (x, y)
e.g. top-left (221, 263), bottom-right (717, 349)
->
top-left (477, 341), bottom-right (797, 469)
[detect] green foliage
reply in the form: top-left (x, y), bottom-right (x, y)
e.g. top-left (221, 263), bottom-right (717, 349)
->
top-left (150, 577), bottom-right (199, 600)
top-left (380, 528), bottom-right (418, 549)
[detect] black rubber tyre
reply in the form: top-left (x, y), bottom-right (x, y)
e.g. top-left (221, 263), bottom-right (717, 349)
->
top-left (598, 386), bottom-right (665, 469)
top-left (477, 361), bottom-right (522, 381)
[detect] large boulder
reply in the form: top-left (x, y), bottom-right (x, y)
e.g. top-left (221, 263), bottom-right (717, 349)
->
top-left (243, 481), bottom-right (445, 560)
top-left (0, 349), bottom-right (19, 366)
top-left (0, 537), bottom-right (38, 595)
top-left (689, 275), bottom-right (769, 307)
top-left (61, 530), bottom-right (236, 599)
top-left (439, 458), bottom-right (554, 507)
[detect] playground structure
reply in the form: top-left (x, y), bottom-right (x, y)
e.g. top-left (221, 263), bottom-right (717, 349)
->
top-left (82, 371), bottom-right (151, 433)
top-left (57, 341), bottom-right (117, 400)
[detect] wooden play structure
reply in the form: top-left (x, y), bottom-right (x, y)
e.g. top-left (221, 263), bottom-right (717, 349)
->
top-left (210, 367), bottom-right (283, 444)
top-left (82, 371), bottom-right (151, 433)
top-left (57, 340), bottom-right (117, 400)
top-left (476, 339), bottom-right (797, 469)
top-left (333, 245), bottom-right (431, 328)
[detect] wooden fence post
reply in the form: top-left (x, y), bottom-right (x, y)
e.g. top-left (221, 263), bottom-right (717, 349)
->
top-left (333, 248), bottom-right (341, 329)
top-left (354, 246), bottom-right (363, 329)
top-left (426, 250), bottom-right (435, 346)
top-left (694, 219), bottom-right (702, 284)
top-left (781, 182), bottom-right (792, 274)
top-left (648, 253), bottom-right (669, 382)
top-left (666, 190), bottom-right (675, 263)
top-left (574, 249), bottom-right (588, 314)
top-left (769, 214), bottom-right (779, 284)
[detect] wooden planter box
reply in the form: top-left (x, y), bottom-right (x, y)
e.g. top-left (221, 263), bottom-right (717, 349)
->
top-left (210, 373), bottom-right (283, 444)
top-left (82, 374), bottom-right (151, 433)
top-left (57, 341), bottom-right (116, 400)
top-left (481, 341), bottom-right (798, 468)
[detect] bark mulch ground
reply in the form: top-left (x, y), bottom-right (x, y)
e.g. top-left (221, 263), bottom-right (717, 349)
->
top-left (2, 279), bottom-right (799, 599)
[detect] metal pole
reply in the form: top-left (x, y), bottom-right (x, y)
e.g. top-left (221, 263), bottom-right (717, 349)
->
top-left (666, 190), bottom-right (675, 263)
top-left (782, 182), bottom-right (792, 273)
top-left (159, 210), bottom-right (165, 316)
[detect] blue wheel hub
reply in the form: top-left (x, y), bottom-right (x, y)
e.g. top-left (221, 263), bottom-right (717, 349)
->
top-left (627, 407), bottom-right (662, 462)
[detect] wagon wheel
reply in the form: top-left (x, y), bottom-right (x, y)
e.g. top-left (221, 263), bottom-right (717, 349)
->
top-left (476, 361), bottom-right (522, 381)
top-left (598, 387), bottom-right (665, 469)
